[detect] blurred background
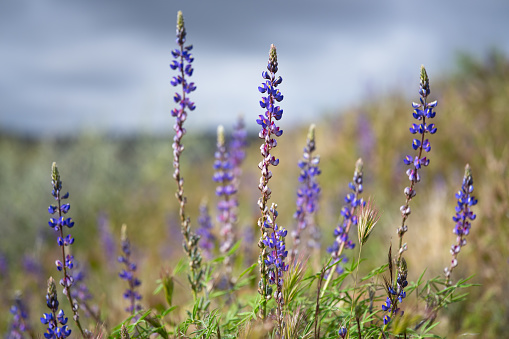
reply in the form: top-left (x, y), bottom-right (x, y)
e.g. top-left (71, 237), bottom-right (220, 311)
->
top-left (1, 1), bottom-right (508, 337)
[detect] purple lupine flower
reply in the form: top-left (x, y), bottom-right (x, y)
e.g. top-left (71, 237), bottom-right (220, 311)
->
top-left (228, 116), bottom-right (248, 236)
top-left (196, 199), bottom-right (216, 260)
top-left (8, 292), bottom-right (32, 339)
top-left (338, 327), bottom-right (347, 338)
top-left (70, 264), bottom-right (101, 322)
top-left (444, 164), bottom-right (478, 285)
top-left (356, 112), bottom-right (375, 160)
top-left (381, 255), bottom-right (408, 325)
top-left (170, 10), bottom-right (203, 297)
top-left (97, 212), bottom-right (116, 269)
top-left (327, 158), bottom-right (364, 275)
top-left (262, 203), bottom-right (288, 335)
top-left (47, 163), bottom-right (84, 335)
top-left (118, 224), bottom-right (142, 315)
top-left (213, 125), bottom-right (236, 255)
top-left (292, 124), bottom-right (321, 254)
top-left (256, 44), bottom-right (284, 318)
top-left (397, 66), bottom-right (438, 261)
top-left (229, 116), bottom-right (248, 180)
top-left (41, 277), bottom-right (72, 339)
top-left (23, 253), bottom-right (44, 283)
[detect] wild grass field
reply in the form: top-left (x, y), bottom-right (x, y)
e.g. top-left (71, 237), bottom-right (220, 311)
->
top-left (1, 27), bottom-right (508, 338)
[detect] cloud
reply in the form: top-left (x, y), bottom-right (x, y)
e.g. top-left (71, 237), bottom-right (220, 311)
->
top-left (1, 0), bottom-right (508, 136)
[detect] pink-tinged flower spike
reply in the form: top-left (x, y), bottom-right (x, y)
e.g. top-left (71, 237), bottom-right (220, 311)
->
top-left (213, 125), bottom-right (236, 256)
top-left (397, 66), bottom-right (438, 262)
top-left (444, 164), bottom-right (478, 286)
top-left (47, 163), bottom-right (85, 337)
top-left (256, 44), bottom-right (284, 319)
top-left (292, 124), bottom-right (321, 256)
top-left (170, 11), bottom-right (203, 299)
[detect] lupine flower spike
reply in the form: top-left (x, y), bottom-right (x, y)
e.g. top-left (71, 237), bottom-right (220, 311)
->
top-left (327, 159), bottom-right (365, 275)
top-left (256, 44), bottom-right (284, 319)
top-left (213, 125), bottom-right (236, 272)
top-left (227, 116), bottom-right (248, 255)
top-left (229, 116), bottom-right (248, 195)
top-left (118, 224), bottom-right (142, 315)
top-left (97, 212), bottom-right (116, 269)
top-left (444, 164), bottom-right (478, 285)
top-left (381, 246), bottom-right (408, 326)
top-left (9, 292), bottom-right (32, 339)
top-left (292, 124), bottom-right (321, 256)
top-left (170, 10), bottom-right (203, 299)
top-left (262, 203), bottom-right (288, 336)
top-left (47, 162), bottom-right (85, 337)
top-left (397, 66), bottom-right (438, 262)
top-left (41, 277), bottom-right (72, 339)
top-left (196, 198), bottom-right (216, 260)
top-left (72, 265), bottom-right (101, 323)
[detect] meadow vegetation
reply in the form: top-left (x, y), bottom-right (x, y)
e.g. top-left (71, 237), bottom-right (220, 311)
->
top-left (1, 12), bottom-right (508, 338)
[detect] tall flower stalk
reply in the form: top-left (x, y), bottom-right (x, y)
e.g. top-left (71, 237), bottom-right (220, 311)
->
top-left (380, 247), bottom-right (408, 330)
top-left (118, 225), bottom-right (142, 315)
top-left (9, 292), bottom-right (33, 339)
top-left (397, 66), bottom-right (437, 262)
top-left (47, 163), bottom-right (85, 337)
top-left (292, 124), bottom-right (321, 255)
top-left (321, 158), bottom-right (364, 297)
top-left (444, 164), bottom-right (478, 286)
top-left (213, 126), bottom-right (236, 269)
top-left (170, 10), bottom-right (203, 299)
top-left (72, 265), bottom-right (100, 324)
top-left (229, 116), bottom-right (248, 195)
top-left (256, 44), bottom-right (284, 319)
top-left (196, 199), bottom-right (216, 260)
top-left (262, 204), bottom-right (288, 336)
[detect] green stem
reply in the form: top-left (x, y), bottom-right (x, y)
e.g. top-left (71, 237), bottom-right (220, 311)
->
top-left (347, 244), bottom-right (364, 335)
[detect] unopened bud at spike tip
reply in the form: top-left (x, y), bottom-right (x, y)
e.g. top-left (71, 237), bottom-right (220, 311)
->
top-left (355, 158), bottom-right (363, 172)
top-left (464, 163), bottom-right (472, 178)
top-left (217, 125), bottom-right (225, 147)
top-left (177, 11), bottom-right (184, 32)
top-left (307, 124), bottom-right (316, 143)
top-left (420, 65), bottom-right (429, 85)
top-left (269, 44), bottom-right (277, 64)
top-left (121, 224), bottom-right (128, 242)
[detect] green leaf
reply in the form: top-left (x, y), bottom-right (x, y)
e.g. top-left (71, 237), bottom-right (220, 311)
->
top-left (161, 305), bottom-right (178, 317)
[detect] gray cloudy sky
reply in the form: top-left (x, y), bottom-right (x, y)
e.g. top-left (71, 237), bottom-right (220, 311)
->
top-left (1, 1), bottom-right (508, 136)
